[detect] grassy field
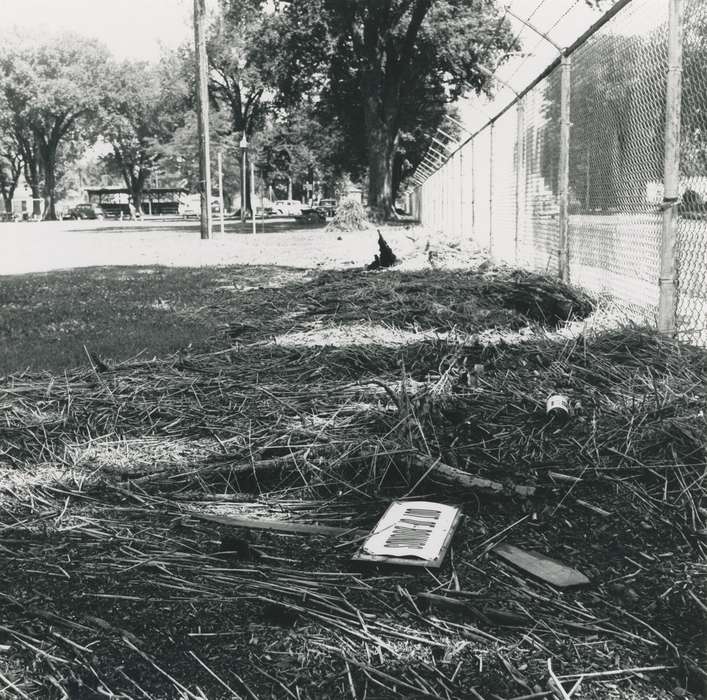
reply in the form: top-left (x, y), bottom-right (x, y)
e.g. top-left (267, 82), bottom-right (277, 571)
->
top-left (0, 264), bottom-right (310, 375)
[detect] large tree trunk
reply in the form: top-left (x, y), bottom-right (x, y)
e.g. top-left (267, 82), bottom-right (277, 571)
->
top-left (20, 142), bottom-right (42, 217)
top-left (364, 97), bottom-right (397, 221)
top-left (130, 170), bottom-right (149, 216)
top-left (42, 150), bottom-right (58, 221)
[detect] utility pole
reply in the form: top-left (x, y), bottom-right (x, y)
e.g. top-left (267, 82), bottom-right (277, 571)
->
top-left (193, 0), bottom-right (212, 239)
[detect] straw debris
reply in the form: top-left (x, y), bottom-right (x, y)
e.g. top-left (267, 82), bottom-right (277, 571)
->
top-left (0, 266), bottom-right (704, 699)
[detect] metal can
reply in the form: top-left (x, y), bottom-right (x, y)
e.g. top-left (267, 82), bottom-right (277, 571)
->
top-left (546, 394), bottom-right (571, 419)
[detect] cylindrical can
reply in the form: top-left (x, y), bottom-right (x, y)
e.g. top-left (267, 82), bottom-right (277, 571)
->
top-left (546, 394), bottom-right (571, 418)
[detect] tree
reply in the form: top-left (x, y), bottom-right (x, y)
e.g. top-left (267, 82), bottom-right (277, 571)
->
top-left (0, 34), bottom-right (110, 219)
top-left (153, 108), bottom-right (241, 205)
top-left (258, 0), bottom-right (517, 218)
top-left (209, 2), bottom-right (269, 136)
top-left (101, 59), bottom-right (188, 213)
top-left (256, 105), bottom-right (348, 201)
top-left (206, 2), bottom-right (274, 212)
top-left (0, 101), bottom-right (23, 213)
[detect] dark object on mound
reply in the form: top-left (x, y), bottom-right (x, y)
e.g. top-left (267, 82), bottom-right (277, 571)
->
top-left (367, 230), bottom-right (398, 270)
top-left (485, 270), bottom-right (595, 325)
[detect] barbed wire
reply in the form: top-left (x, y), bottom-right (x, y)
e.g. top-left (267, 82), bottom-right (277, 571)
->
top-left (503, 0), bottom-right (582, 86)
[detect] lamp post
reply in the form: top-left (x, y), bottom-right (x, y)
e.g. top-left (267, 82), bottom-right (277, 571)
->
top-left (240, 133), bottom-right (248, 223)
top-left (217, 151), bottom-right (225, 237)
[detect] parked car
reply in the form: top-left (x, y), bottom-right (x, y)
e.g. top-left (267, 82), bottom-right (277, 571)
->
top-left (65, 203), bottom-right (105, 220)
top-left (295, 207), bottom-right (326, 224)
top-left (315, 198), bottom-right (337, 218)
top-left (272, 199), bottom-right (303, 216)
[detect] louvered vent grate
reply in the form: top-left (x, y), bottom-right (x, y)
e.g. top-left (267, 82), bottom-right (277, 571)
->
top-left (353, 501), bottom-right (461, 568)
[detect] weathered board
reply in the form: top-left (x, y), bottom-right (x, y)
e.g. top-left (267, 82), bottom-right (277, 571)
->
top-left (493, 543), bottom-right (590, 588)
top-left (189, 512), bottom-right (366, 537)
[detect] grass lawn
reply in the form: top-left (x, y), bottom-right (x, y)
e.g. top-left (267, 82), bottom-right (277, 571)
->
top-left (0, 264), bottom-right (305, 375)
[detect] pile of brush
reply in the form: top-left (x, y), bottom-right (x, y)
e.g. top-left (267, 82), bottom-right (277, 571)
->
top-left (325, 199), bottom-right (370, 232)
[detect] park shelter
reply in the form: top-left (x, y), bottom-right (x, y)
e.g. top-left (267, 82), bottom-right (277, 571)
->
top-left (86, 187), bottom-right (189, 217)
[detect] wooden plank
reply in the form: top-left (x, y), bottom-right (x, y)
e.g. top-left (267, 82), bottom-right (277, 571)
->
top-left (493, 543), bottom-right (590, 588)
top-left (188, 512), bottom-right (366, 538)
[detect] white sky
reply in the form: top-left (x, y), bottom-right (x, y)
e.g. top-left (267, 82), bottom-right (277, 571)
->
top-left (2, 0), bottom-right (661, 137)
top-left (0, 0), bottom-right (216, 61)
top-left (2, 0), bottom-right (606, 66)
top-left (460, 0), bottom-right (665, 131)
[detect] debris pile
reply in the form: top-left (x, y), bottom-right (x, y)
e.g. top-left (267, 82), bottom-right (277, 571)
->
top-left (326, 199), bottom-right (370, 232)
top-left (0, 267), bottom-right (705, 699)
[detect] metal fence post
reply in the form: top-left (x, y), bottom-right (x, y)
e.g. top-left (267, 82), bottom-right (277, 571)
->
top-left (558, 53), bottom-right (571, 282)
top-left (658, 0), bottom-right (684, 335)
top-left (489, 122), bottom-right (495, 257)
top-left (470, 139), bottom-right (476, 238)
top-left (514, 98), bottom-right (525, 265)
top-left (459, 149), bottom-right (464, 239)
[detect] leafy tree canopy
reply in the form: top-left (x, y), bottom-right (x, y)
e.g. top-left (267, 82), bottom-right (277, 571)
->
top-left (0, 33), bottom-right (111, 218)
top-left (101, 58), bottom-right (191, 209)
top-left (253, 0), bottom-right (518, 216)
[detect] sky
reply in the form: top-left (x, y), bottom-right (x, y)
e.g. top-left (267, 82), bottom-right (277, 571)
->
top-left (459, 0), bottom-right (664, 132)
top-left (1, 0), bottom-right (212, 61)
top-left (459, 0), bottom-right (605, 130)
top-left (2, 0), bottom-right (659, 146)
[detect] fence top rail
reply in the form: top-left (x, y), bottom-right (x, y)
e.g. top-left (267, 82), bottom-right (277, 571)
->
top-left (414, 0), bottom-right (635, 188)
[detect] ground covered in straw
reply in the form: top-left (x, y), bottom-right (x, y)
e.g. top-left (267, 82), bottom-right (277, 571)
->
top-left (1, 263), bottom-right (705, 700)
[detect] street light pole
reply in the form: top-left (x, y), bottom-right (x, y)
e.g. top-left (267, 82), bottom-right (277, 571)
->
top-left (240, 134), bottom-right (248, 224)
top-left (251, 160), bottom-right (256, 235)
top-left (218, 151), bottom-right (225, 237)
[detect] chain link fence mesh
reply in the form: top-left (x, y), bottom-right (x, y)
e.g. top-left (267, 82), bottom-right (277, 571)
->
top-left (519, 75), bottom-right (561, 276)
top-left (471, 127), bottom-right (491, 250)
top-left (489, 105), bottom-right (517, 264)
top-left (415, 0), bottom-right (706, 345)
top-left (568, 0), bottom-right (667, 318)
top-left (677, 0), bottom-right (707, 346)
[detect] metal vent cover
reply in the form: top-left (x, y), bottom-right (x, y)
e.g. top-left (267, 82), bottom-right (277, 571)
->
top-left (353, 501), bottom-right (461, 568)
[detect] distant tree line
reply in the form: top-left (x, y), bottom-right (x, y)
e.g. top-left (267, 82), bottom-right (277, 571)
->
top-left (1, 1), bottom-right (623, 221)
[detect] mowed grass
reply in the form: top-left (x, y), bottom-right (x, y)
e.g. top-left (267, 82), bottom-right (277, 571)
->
top-left (0, 265), bottom-right (266, 375)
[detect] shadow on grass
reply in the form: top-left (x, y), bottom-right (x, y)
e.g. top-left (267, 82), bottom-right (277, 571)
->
top-left (63, 218), bottom-right (328, 236)
top-left (0, 264), bottom-right (594, 376)
top-left (0, 263), bottom-right (308, 375)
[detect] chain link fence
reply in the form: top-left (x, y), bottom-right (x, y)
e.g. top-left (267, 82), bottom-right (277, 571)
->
top-left (412, 0), bottom-right (706, 345)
